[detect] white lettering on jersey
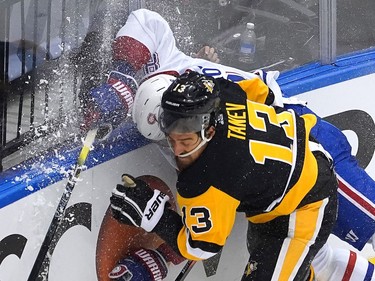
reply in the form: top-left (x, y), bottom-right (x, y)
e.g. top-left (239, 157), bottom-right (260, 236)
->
top-left (188, 65), bottom-right (250, 82)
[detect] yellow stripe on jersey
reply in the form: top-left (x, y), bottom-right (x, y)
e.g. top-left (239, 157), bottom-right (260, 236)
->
top-left (271, 198), bottom-right (328, 280)
top-left (249, 113), bottom-right (318, 223)
top-left (176, 186), bottom-right (240, 260)
top-left (237, 77), bottom-right (270, 104)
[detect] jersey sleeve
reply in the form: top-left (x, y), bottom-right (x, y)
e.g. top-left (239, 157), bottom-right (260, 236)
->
top-left (237, 77), bottom-right (277, 105)
top-left (253, 70), bottom-right (284, 106)
top-left (176, 187), bottom-right (240, 261)
top-left (112, 9), bottom-right (183, 73)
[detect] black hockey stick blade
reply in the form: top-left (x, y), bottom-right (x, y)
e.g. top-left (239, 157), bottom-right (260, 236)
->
top-left (202, 250), bottom-right (222, 277)
top-left (95, 123), bottom-right (113, 141)
top-left (175, 260), bottom-right (197, 281)
top-left (27, 128), bottom-right (98, 281)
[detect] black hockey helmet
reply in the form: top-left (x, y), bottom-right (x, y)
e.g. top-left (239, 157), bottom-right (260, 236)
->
top-left (159, 71), bottom-right (221, 134)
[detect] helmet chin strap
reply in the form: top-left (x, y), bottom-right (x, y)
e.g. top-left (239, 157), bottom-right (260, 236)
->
top-left (177, 129), bottom-right (212, 158)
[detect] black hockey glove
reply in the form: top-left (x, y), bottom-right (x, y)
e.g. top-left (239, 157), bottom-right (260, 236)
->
top-left (110, 174), bottom-right (170, 232)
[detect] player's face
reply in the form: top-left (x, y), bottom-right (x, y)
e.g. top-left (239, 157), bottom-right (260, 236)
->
top-left (167, 132), bottom-right (206, 171)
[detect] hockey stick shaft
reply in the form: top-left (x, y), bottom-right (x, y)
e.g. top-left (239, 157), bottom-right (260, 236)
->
top-left (175, 260), bottom-right (197, 281)
top-left (27, 128), bottom-right (98, 281)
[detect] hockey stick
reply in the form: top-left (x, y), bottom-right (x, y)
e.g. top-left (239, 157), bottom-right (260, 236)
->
top-left (202, 250), bottom-right (222, 277)
top-left (175, 260), bottom-right (197, 281)
top-left (27, 128), bottom-right (98, 281)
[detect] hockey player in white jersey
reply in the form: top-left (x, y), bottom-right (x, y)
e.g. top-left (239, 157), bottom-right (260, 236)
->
top-left (87, 8), bottom-right (375, 281)
top-left (83, 9), bottom-right (284, 132)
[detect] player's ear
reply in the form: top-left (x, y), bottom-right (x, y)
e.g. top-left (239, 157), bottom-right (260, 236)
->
top-left (205, 126), bottom-right (216, 139)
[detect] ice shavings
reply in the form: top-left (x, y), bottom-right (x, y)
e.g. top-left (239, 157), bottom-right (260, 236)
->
top-left (39, 79), bottom-right (49, 85)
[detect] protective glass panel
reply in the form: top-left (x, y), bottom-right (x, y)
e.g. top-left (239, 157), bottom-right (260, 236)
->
top-left (146, 0), bottom-right (321, 72)
top-left (146, 0), bottom-right (375, 72)
top-left (336, 1), bottom-right (375, 55)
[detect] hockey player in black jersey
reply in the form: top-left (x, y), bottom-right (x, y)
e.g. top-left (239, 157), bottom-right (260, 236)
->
top-left (109, 71), bottom-right (338, 281)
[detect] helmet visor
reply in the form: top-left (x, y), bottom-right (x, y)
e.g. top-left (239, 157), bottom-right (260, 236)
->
top-left (159, 109), bottom-right (211, 134)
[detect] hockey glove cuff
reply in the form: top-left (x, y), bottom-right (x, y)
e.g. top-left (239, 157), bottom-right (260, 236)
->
top-left (84, 71), bottom-right (138, 130)
top-left (108, 248), bottom-right (168, 281)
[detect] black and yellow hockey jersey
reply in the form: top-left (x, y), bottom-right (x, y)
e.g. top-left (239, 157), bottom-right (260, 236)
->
top-left (170, 77), bottom-right (331, 261)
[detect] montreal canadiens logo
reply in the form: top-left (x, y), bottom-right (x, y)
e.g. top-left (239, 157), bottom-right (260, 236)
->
top-left (108, 264), bottom-right (133, 279)
top-left (147, 113), bottom-right (157, 125)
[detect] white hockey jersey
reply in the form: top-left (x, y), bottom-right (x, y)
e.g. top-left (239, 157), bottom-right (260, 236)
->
top-left (113, 9), bottom-right (283, 106)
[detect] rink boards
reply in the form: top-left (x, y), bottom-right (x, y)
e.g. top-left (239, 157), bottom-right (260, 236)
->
top-left (1, 49), bottom-right (375, 280)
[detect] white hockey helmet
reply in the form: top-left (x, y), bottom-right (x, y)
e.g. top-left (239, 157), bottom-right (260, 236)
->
top-left (132, 74), bottom-right (176, 141)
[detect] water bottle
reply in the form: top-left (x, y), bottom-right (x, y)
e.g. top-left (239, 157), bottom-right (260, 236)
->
top-left (239, 22), bottom-right (256, 64)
